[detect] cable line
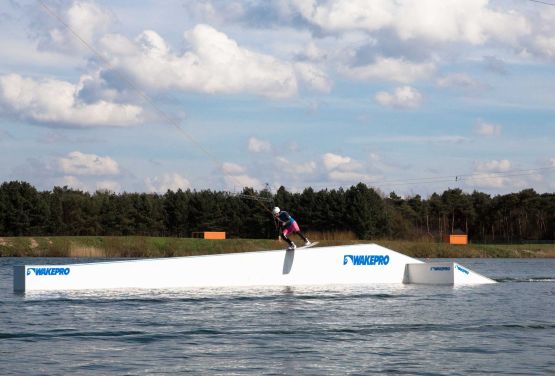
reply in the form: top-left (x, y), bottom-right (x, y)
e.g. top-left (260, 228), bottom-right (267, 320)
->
top-left (291, 166), bottom-right (555, 192)
top-left (37, 0), bottom-right (274, 213)
top-left (526, 0), bottom-right (555, 7)
top-left (372, 166), bottom-right (555, 188)
top-left (37, 0), bottom-right (555, 199)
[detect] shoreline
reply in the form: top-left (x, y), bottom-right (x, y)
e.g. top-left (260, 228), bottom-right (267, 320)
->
top-left (1, 236), bottom-right (554, 259)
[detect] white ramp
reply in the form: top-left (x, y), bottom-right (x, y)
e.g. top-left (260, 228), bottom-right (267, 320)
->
top-left (13, 243), bottom-right (495, 292)
top-left (404, 262), bottom-right (496, 285)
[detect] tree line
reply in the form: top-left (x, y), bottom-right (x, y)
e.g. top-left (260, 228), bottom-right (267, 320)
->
top-left (1, 181), bottom-right (554, 243)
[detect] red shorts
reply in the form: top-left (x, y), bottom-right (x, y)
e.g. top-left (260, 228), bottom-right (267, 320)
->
top-left (283, 221), bottom-right (300, 236)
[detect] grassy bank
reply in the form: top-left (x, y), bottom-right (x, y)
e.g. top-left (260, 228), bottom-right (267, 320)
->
top-left (1, 236), bottom-right (554, 258)
top-left (0, 236), bottom-right (282, 258)
top-left (373, 240), bottom-right (555, 258)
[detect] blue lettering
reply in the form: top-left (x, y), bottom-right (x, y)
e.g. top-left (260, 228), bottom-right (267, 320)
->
top-left (430, 266), bottom-right (451, 271)
top-left (343, 255), bottom-right (390, 266)
top-left (26, 267), bottom-right (71, 276)
top-left (455, 265), bottom-right (469, 275)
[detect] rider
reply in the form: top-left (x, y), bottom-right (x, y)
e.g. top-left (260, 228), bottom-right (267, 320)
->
top-left (272, 207), bottom-right (311, 250)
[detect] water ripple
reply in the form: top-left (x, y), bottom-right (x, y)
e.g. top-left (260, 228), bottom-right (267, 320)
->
top-left (2, 258), bottom-right (554, 375)
top-left (495, 277), bottom-right (555, 283)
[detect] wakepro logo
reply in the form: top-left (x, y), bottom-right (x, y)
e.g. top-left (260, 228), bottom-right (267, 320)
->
top-left (430, 266), bottom-right (451, 271)
top-left (455, 265), bottom-right (469, 275)
top-left (343, 255), bottom-right (390, 266)
top-left (26, 267), bottom-right (70, 276)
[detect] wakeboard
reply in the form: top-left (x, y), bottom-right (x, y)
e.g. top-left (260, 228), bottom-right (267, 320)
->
top-left (286, 241), bottom-right (319, 251)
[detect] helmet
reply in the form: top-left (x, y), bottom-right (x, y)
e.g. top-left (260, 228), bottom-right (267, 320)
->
top-left (272, 207), bottom-right (280, 216)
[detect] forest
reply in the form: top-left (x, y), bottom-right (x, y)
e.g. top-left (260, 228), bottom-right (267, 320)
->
top-left (1, 180), bottom-right (554, 243)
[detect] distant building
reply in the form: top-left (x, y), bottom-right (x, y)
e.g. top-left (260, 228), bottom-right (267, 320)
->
top-left (192, 231), bottom-right (226, 240)
top-left (444, 229), bottom-right (468, 245)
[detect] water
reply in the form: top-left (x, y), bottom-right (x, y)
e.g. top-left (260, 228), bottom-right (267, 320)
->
top-left (1, 258), bottom-right (554, 375)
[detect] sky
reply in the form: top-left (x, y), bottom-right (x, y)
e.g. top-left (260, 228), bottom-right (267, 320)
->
top-left (1, 0), bottom-right (555, 197)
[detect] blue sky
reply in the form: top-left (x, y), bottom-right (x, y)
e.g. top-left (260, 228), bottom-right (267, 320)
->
top-left (1, 0), bottom-right (555, 196)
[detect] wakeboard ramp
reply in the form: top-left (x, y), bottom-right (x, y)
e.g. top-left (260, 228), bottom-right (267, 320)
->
top-left (14, 243), bottom-right (495, 292)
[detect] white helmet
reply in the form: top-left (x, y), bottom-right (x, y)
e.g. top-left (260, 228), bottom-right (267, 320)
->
top-left (272, 207), bottom-right (280, 215)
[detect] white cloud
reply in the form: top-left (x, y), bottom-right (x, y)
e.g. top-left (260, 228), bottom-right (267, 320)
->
top-left (58, 175), bottom-right (87, 191)
top-left (294, 62), bottom-right (332, 92)
top-left (46, 1), bottom-right (114, 52)
top-left (145, 173), bottom-right (191, 193)
top-left (328, 170), bottom-right (376, 183)
top-left (221, 160), bottom-right (264, 189)
top-left (290, 0), bottom-right (530, 45)
top-left (466, 173), bottom-right (506, 189)
top-left (436, 73), bottom-right (484, 90)
top-left (301, 41), bottom-right (327, 61)
top-left (295, 161), bottom-right (317, 174)
top-left (0, 37), bottom-right (83, 71)
top-left (96, 180), bottom-right (121, 193)
top-left (375, 86), bottom-right (422, 109)
top-left (533, 35), bottom-right (555, 58)
top-left (58, 151), bottom-right (119, 176)
top-left (348, 135), bottom-right (469, 144)
top-left (247, 137), bottom-right (272, 153)
top-left (292, 0), bottom-right (394, 33)
top-left (0, 74), bottom-right (143, 127)
top-left (550, 158), bottom-right (555, 168)
top-left (393, 0), bottom-right (530, 45)
top-left (322, 153), bottom-right (352, 171)
top-left (475, 121), bottom-right (502, 137)
top-left (221, 162), bottom-right (246, 174)
top-left (36, 173), bottom-right (122, 194)
top-left (224, 174), bottom-right (263, 190)
top-left (369, 153), bottom-right (381, 161)
top-left (465, 159), bottom-right (512, 189)
top-left (100, 24), bottom-right (298, 98)
top-left (214, 159), bottom-right (266, 190)
top-left (98, 33), bottom-right (136, 55)
top-left (276, 157), bottom-right (317, 174)
top-left (475, 159), bottom-right (511, 172)
top-left (529, 6), bottom-right (555, 58)
top-left (341, 57), bottom-right (435, 83)
top-left (321, 152), bottom-right (377, 184)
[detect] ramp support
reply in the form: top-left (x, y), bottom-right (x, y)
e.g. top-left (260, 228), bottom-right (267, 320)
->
top-left (404, 262), bottom-right (496, 285)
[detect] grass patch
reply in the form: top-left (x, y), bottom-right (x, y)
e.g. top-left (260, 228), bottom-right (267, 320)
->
top-left (0, 236), bottom-right (554, 258)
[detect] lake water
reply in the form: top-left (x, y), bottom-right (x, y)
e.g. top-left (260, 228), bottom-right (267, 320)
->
top-left (1, 257), bottom-right (554, 375)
